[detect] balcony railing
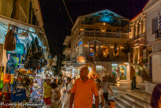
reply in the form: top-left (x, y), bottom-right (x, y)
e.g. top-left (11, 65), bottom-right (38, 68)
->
top-left (131, 32), bottom-right (145, 41)
top-left (155, 29), bottom-right (161, 39)
top-left (85, 55), bottom-right (128, 62)
top-left (80, 30), bottom-right (129, 38)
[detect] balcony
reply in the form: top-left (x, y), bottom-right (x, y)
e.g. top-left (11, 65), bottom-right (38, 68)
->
top-left (131, 32), bottom-right (146, 41)
top-left (85, 55), bottom-right (128, 62)
top-left (155, 29), bottom-right (161, 39)
top-left (80, 30), bottom-right (129, 38)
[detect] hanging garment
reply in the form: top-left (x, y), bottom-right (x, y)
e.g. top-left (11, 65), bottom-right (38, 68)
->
top-left (4, 30), bottom-right (16, 51)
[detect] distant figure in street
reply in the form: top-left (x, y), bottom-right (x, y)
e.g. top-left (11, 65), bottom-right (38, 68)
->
top-left (108, 100), bottom-right (116, 108)
top-left (102, 77), bottom-right (113, 103)
top-left (131, 73), bottom-right (136, 90)
top-left (69, 67), bottom-right (99, 108)
top-left (150, 84), bottom-right (161, 108)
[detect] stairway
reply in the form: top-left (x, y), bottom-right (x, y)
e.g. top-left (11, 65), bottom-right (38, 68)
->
top-left (115, 92), bottom-right (151, 108)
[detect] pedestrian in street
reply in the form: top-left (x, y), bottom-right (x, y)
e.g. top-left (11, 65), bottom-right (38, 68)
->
top-left (43, 79), bottom-right (52, 108)
top-left (108, 100), bottom-right (116, 108)
top-left (69, 66), bottom-right (99, 108)
top-left (150, 84), bottom-right (161, 108)
top-left (50, 82), bottom-right (61, 108)
top-left (131, 72), bottom-right (136, 90)
top-left (62, 77), bottom-right (73, 108)
top-left (102, 77), bottom-right (113, 104)
top-left (93, 79), bottom-right (105, 108)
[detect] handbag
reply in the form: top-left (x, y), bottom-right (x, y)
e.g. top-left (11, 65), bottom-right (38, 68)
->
top-left (11, 88), bottom-right (26, 102)
top-left (4, 30), bottom-right (16, 51)
top-left (8, 43), bottom-right (24, 54)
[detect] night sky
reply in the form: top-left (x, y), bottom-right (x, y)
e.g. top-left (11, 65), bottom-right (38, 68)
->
top-left (40, 0), bottom-right (148, 57)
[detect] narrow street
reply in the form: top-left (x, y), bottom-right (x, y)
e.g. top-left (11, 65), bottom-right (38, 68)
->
top-left (1, 0), bottom-right (161, 108)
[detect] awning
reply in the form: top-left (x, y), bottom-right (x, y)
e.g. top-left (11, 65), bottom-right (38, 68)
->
top-left (0, 15), bottom-right (49, 51)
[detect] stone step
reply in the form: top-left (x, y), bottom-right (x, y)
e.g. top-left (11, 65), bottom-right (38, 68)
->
top-left (126, 93), bottom-right (151, 108)
top-left (115, 96), bottom-right (132, 108)
top-left (120, 94), bottom-right (143, 108)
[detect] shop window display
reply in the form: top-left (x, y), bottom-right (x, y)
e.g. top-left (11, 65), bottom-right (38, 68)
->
top-left (112, 64), bottom-right (127, 80)
top-left (102, 45), bottom-right (109, 58)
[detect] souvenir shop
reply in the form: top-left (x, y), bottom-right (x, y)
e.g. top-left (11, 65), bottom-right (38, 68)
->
top-left (112, 63), bottom-right (130, 81)
top-left (0, 17), bottom-right (49, 108)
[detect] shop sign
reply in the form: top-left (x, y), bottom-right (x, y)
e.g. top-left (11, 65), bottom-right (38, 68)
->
top-left (77, 56), bottom-right (85, 64)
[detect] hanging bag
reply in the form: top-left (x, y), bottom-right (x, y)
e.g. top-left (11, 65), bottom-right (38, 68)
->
top-left (4, 30), bottom-right (16, 51)
top-left (7, 32), bottom-right (24, 54)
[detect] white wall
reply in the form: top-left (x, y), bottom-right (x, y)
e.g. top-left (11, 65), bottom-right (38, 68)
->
top-left (146, 5), bottom-right (161, 44)
top-left (152, 55), bottom-right (161, 83)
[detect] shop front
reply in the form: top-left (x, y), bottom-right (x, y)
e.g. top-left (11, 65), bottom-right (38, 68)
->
top-left (112, 63), bottom-right (130, 81)
top-left (0, 16), bottom-right (49, 107)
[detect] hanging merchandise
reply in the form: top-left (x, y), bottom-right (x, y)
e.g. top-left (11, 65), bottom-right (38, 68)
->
top-left (3, 74), bottom-right (11, 84)
top-left (19, 68), bottom-right (27, 75)
top-left (4, 30), bottom-right (16, 51)
top-left (8, 43), bottom-right (24, 55)
top-left (7, 56), bottom-right (19, 68)
top-left (8, 30), bottom-right (24, 54)
top-left (0, 92), bottom-right (11, 101)
top-left (10, 74), bottom-right (14, 85)
top-left (0, 80), bottom-right (3, 89)
top-left (24, 37), bottom-right (43, 70)
top-left (27, 69), bottom-right (33, 75)
top-left (0, 67), bottom-right (4, 87)
top-left (11, 88), bottom-right (26, 102)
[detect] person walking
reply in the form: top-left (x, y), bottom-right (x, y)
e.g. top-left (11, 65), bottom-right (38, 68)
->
top-left (102, 77), bottom-right (113, 104)
top-left (50, 82), bottom-right (61, 108)
top-left (93, 79), bottom-right (105, 108)
top-left (131, 73), bottom-right (136, 90)
top-left (43, 79), bottom-right (52, 108)
top-left (69, 67), bottom-right (99, 108)
top-left (62, 77), bottom-right (73, 108)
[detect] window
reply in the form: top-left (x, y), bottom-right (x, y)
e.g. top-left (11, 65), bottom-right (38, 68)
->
top-left (152, 17), bottom-right (158, 34)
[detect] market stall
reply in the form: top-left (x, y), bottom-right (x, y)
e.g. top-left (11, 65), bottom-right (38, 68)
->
top-left (0, 17), bottom-right (49, 108)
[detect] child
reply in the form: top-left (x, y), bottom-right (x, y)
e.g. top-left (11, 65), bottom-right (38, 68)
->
top-left (108, 99), bottom-right (116, 108)
top-left (50, 82), bottom-right (61, 108)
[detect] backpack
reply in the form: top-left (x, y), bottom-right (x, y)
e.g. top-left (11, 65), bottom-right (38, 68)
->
top-left (4, 30), bottom-right (16, 51)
